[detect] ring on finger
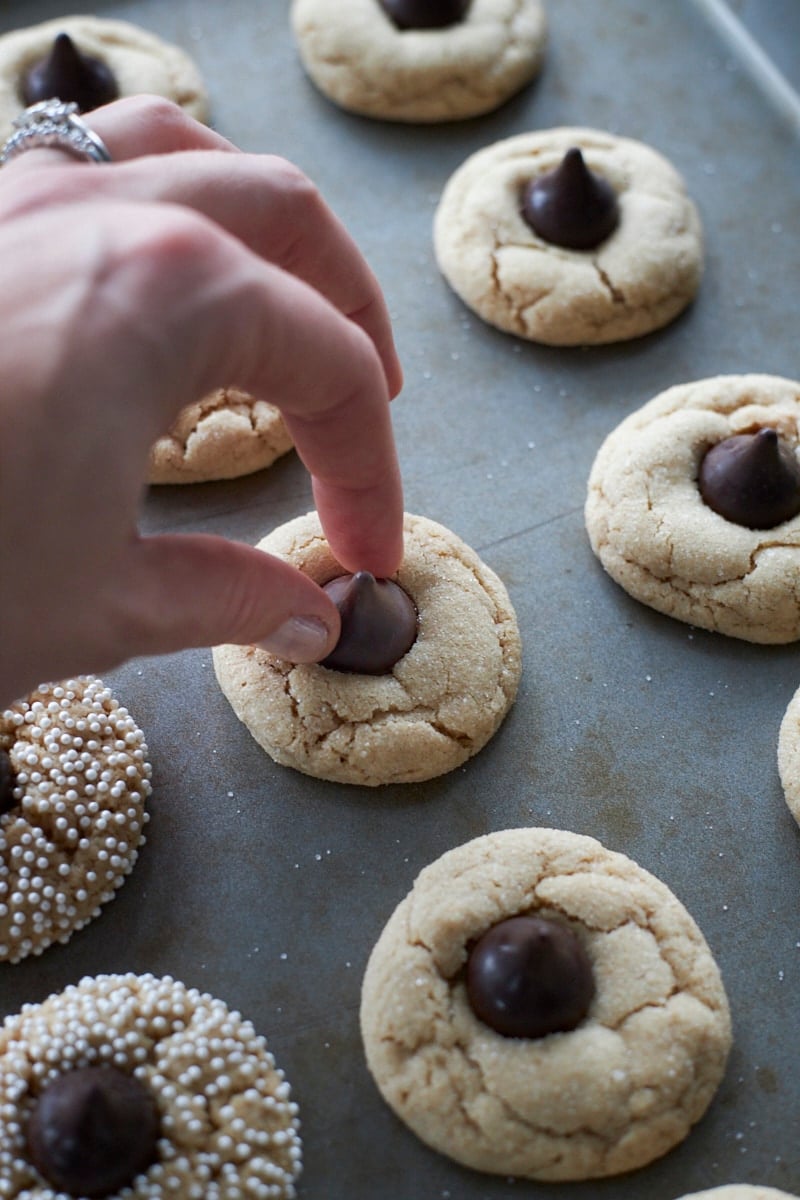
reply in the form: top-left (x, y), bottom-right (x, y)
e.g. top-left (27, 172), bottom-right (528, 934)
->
top-left (0, 99), bottom-right (112, 166)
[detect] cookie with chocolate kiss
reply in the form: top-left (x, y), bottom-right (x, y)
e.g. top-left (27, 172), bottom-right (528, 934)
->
top-left (213, 512), bottom-right (522, 785)
top-left (361, 827), bottom-right (732, 1180)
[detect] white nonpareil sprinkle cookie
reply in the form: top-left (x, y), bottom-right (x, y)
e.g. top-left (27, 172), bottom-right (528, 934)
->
top-left (0, 972), bottom-right (302, 1199)
top-left (0, 15), bottom-right (209, 140)
top-left (291, 0), bottom-right (547, 124)
top-left (0, 677), bottom-right (151, 964)
top-left (361, 827), bottom-right (731, 1181)
top-left (148, 388), bottom-right (293, 485)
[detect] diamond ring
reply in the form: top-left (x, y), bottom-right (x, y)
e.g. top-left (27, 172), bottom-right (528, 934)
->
top-left (0, 98), bottom-right (112, 166)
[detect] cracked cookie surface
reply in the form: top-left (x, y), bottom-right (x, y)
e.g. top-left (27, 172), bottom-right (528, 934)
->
top-left (290, 0), bottom-right (546, 123)
top-left (0, 15), bottom-right (209, 140)
top-left (586, 374), bottom-right (800, 643)
top-left (434, 127), bottom-right (702, 345)
top-left (148, 387), bottom-right (293, 484)
top-left (0, 972), bottom-right (301, 1198)
top-left (212, 512), bottom-right (521, 786)
top-left (0, 677), bottom-right (151, 964)
top-left (360, 827), bottom-right (731, 1181)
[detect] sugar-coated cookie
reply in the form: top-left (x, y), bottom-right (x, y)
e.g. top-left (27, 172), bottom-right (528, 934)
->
top-left (434, 127), bottom-right (702, 345)
top-left (586, 374), bottom-right (800, 643)
top-left (0, 677), bottom-right (151, 964)
top-left (290, 0), bottom-right (546, 123)
top-left (777, 684), bottom-right (800, 826)
top-left (148, 388), bottom-right (293, 485)
top-left (0, 973), bottom-right (301, 1198)
top-left (0, 15), bottom-right (208, 139)
top-left (676, 1189), bottom-right (799, 1200)
top-left (213, 512), bottom-right (521, 786)
top-left (361, 827), bottom-right (731, 1181)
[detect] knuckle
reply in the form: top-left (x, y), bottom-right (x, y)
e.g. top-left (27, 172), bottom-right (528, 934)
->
top-left (111, 94), bottom-right (192, 139)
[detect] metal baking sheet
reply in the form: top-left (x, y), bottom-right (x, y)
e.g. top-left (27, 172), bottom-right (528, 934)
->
top-left (2, 1), bottom-right (799, 1197)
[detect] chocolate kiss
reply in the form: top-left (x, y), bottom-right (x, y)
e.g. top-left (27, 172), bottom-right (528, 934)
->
top-left (521, 147), bottom-right (620, 251)
top-left (21, 32), bottom-right (119, 112)
top-left (26, 1065), bottom-right (159, 1198)
top-left (379, 0), bottom-right (470, 30)
top-left (466, 915), bottom-right (595, 1039)
top-left (321, 571), bottom-right (418, 674)
top-left (699, 427), bottom-right (800, 529)
top-left (0, 748), bottom-right (16, 816)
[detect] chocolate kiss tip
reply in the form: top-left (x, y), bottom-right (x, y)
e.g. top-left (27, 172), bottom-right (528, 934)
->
top-left (521, 145), bottom-right (619, 251)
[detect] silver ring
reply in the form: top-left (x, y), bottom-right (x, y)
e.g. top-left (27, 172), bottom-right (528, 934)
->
top-left (0, 99), bottom-right (112, 166)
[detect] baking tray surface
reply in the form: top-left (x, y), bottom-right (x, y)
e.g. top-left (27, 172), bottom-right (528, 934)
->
top-left (1, 2), bottom-right (799, 1197)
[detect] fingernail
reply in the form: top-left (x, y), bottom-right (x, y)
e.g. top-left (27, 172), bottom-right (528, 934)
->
top-left (256, 615), bottom-right (333, 663)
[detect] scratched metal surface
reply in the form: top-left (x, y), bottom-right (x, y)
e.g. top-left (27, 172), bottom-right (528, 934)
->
top-left (1, 1), bottom-right (800, 1197)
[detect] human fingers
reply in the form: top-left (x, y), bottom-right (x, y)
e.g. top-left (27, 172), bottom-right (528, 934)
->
top-left (0, 97), bottom-right (403, 398)
top-left (104, 150), bottom-right (403, 398)
top-left (4, 199), bottom-right (403, 572)
top-left (0, 534), bottom-right (342, 706)
top-left (124, 534), bottom-right (342, 662)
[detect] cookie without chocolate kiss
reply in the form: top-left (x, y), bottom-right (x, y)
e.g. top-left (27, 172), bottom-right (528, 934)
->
top-left (213, 512), bottom-right (521, 785)
top-left (361, 827), bottom-right (731, 1181)
top-left (148, 387), bottom-right (293, 484)
top-left (290, 0), bottom-right (547, 123)
top-left (586, 374), bottom-right (800, 642)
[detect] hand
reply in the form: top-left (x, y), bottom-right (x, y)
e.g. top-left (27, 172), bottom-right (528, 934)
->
top-left (0, 96), bottom-right (404, 708)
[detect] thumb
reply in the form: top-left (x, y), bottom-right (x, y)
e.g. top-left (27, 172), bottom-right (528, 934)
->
top-left (124, 533), bottom-right (341, 661)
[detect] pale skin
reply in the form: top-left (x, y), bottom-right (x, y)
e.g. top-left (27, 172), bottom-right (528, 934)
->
top-left (0, 96), bottom-right (405, 710)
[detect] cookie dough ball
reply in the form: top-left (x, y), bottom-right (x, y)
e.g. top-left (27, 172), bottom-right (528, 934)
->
top-left (0, 677), bottom-right (151, 964)
top-left (148, 388), bottom-right (293, 485)
top-left (676, 1190), bottom-right (799, 1200)
top-left (0, 973), bottom-right (302, 1198)
top-left (434, 127), bottom-right (702, 345)
top-left (361, 827), bottom-right (731, 1181)
top-left (290, 0), bottom-right (547, 123)
top-left (213, 512), bottom-right (521, 786)
top-left (586, 374), bottom-right (800, 643)
top-left (0, 16), bottom-right (209, 139)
